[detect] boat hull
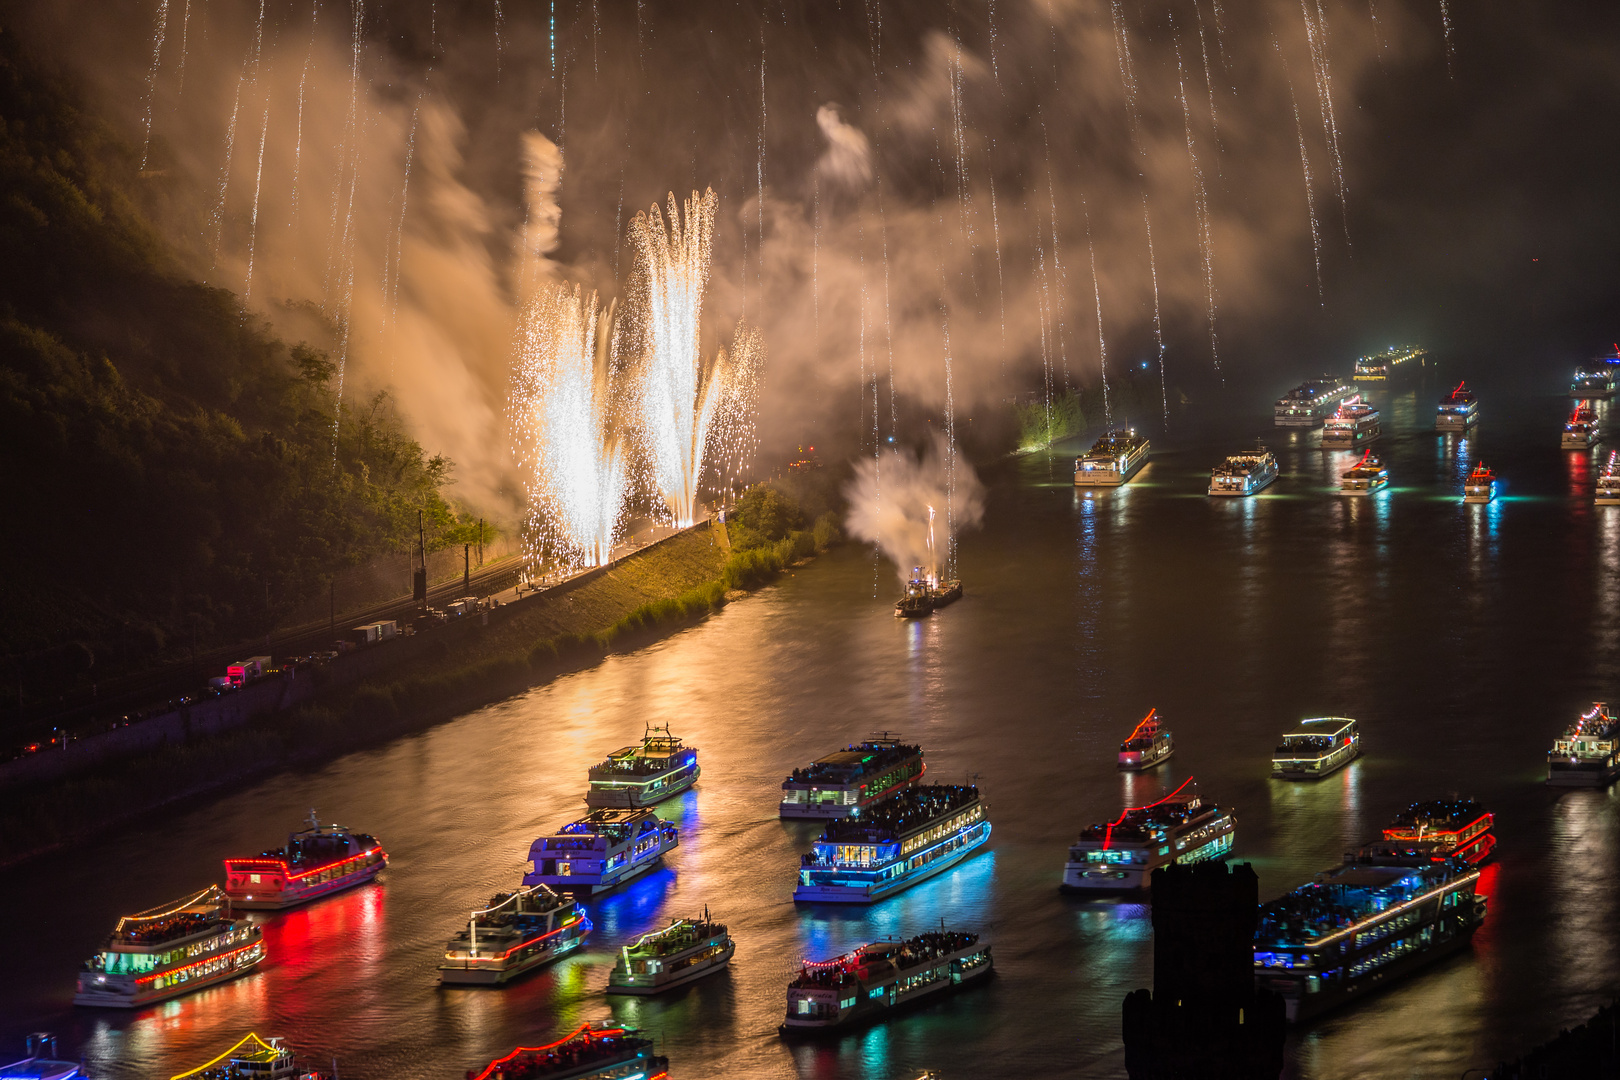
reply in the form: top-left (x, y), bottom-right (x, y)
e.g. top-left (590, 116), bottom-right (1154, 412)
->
top-left (1208, 467), bottom-right (1279, 497)
top-left (585, 766), bottom-right (701, 809)
top-left (227, 861), bottom-right (385, 910)
top-left (1436, 415), bottom-right (1477, 432)
top-left (1260, 920), bottom-right (1482, 1024)
top-left (779, 955), bottom-right (994, 1036)
top-left (793, 823), bottom-right (991, 904)
top-left (1546, 758), bottom-right (1620, 787)
top-left (780, 770), bottom-right (925, 819)
top-left (1562, 434), bottom-right (1600, 450)
top-left (439, 925), bottom-right (590, 985)
top-left (607, 942), bottom-right (735, 995)
top-left (73, 941), bottom-right (264, 1008)
top-left (1074, 449), bottom-right (1149, 487)
top-left (1117, 746), bottom-right (1173, 771)
top-left (1061, 829), bottom-right (1234, 894)
top-left (1272, 744), bottom-right (1359, 781)
top-left (1596, 493), bottom-right (1620, 506)
top-left (1463, 491), bottom-right (1494, 504)
top-left (1339, 480), bottom-right (1388, 495)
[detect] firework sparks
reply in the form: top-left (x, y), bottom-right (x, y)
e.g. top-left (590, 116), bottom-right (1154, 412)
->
top-left (1280, 50), bottom-right (1325, 301)
top-left (1175, 39), bottom-right (1221, 378)
top-left (139, 0), bottom-right (169, 169)
top-left (1084, 205), bottom-right (1111, 427)
top-left (1438, 0), bottom-right (1455, 76)
top-left (1300, 0), bottom-right (1350, 238)
top-left (243, 103), bottom-right (269, 300)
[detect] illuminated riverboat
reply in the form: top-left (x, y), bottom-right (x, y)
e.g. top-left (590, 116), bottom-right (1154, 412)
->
top-left (1253, 847), bottom-right (1487, 1022)
top-left (585, 726), bottom-right (700, 809)
top-left (1061, 779), bottom-right (1234, 894)
top-left (1598, 453), bottom-right (1620, 505)
top-left (1271, 717), bottom-right (1360, 780)
top-left (0, 1035), bottom-right (80, 1080)
top-left (1353, 344), bottom-right (1426, 382)
top-left (439, 884), bottom-right (591, 985)
top-left (894, 567), bottom-right (963, 617)
top-left (1435, 382), bottom-right (1479, 432)
top-left (1321, 397), bottom-right (1381, 449)
top-left (223, 811), bottom-right (386, 910)
top-left (1208, 447), bottom-right (1279, 497)
top-left (1562, 402), bottom-right (1601, 450)
top-left (1073, 428), bottom-right (1151, 486)
top-left (1117, 708), bottom-right (1173, 771)
top-left (1547, 703), bottom-right (1620, 787)
top-left (1339, 451), bottom-right (1388, 495)
top-left (779, 930), bottom-right (992, 1034)
top-left (607, 912), bottom-right (734, 995)
top-left (1275, 375), bottom-right (1358, 427)
top-left (523, 809), bottom-right (679, 897)
top-left (470, 1025), bottom-right (669, 1080)
top-left (793, 785), bottom-right (990, 904)
top-left (73, 885), bottom-right (263, 1008)
top-left (1570, 355), bottom-right (1620, 398)
top-left (780, 734), bottom-right (925, 819)
top-left (1378, 798), bottom-right (1496, 865)
top-left (1463, 463), bottom-right (1496, 504)
top-left (172, 1033), bottom-right (329, 1080)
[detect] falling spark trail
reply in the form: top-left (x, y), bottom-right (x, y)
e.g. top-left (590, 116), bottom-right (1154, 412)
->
top-left (174, 0), bottom-right (191, 96)
top-left (386, 98), bottom-right (422, 334)
top-left (243, 104), bottom-right (269, 301)
top-left (1083, 206), bottom-right (1111, 427)
top-left (1111, 2), bottom-right (1167, 421)
top-left (1280, 51), bottom-right (1325, 300)
top-left (986, 144), bottom-right (1007, 352)
top-left (210, 74), bottom-right (245, 270)
top-left (139, 0), bottom-right (169, 168)
top-left (757, 30), bottom-right (767, 298)
top-left (1438, 0), bottom-right (1455, 76)
top-left (1175, 40), bottom-right (1221, 378)
top-left (811, 169), bottom-right (820, 342)
top-left (494, 0), bottom-right (504, 78)
top-left (986, 0), bottom-right (1001, 85)
top-left (325, 0), bottom-right (364, 306)
top-left (1211, 0), bottom-right (1230, 69)
top-left (288, 5), bottom-right (318, 236)
top-left (1300, 0), bottom-right (1350, 240)
top-left (1192, 0), bottom-right (1221, 154)
top-left (1141, 195), bottom-right (1169, 422)
top-left (1038, 115), bottom-right (1070, 386)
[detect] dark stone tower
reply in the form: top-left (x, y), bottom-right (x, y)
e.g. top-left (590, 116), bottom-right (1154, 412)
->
top-left (1122, 861), bottom-right (1286, 1080)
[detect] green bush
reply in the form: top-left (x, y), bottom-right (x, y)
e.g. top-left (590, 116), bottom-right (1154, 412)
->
top-left (347, 685), bottom-right (398, 725)
top-left (812, 511), bottom-right (841, 551)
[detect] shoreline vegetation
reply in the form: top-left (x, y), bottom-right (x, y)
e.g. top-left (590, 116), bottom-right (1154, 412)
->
top-left (0, 478), bottom-right (842, 870)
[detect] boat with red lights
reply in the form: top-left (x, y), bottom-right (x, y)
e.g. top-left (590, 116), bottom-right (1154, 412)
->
top-left (1275, 375), bottom-right (1358, 427)
top-left (1435, 382), bottom-right (1479, 432)
top-left (1562, 402), bottom-right (1601, 449)
top-left (1339, 451), bottom-right (1389, 495)
top-left (1321, 396), bottom-right (1381, 449)
top-left (1547, 703), bottom-right (1620, 787)
top-left (794, 785), bottom-right (990, 903)
top-left (1271, 717), bottom-right (1360, 780)
top-left (1378, 798), bottom-right (1496, 864)
top-left (174, 1033), bottom-right (331, 1080)
top-left (0, 1035), bottom-right (81, 1080)
top-left (1597, 453), bottom-right (1620, 505)
top-left (780, 734), bottom-right (925, 819)
top-left (1463, 464), bottom-right (1496, 504)
top-left (1117, 709), bottom-right (1174, 771)
top-left (439, 884), bottom-right (592, 985)
top-left (585, 726), bottom-right (700, 809)
top-left (779, 930), bottom-right (992, 1035)
top-left (607, 912), bottom-right (734, 995)
top-left (1060, 779), bottom-right (1235, 894)
top-left (469, 1025), bottom-right (669, 1080)
top-left (523, 808), bottom-right (679, 896)
top-left (223, 811), bottom-right (386, 910)
top-left (73, 885), bottom-right (264, 1008)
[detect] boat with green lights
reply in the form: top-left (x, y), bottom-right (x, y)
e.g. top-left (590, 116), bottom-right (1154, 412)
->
top-left (73, 885), bottom-right (264, 1008)
top-left (585, 725), bottom-right (700, 809)
top-left (779, 930), bottom-right (992, 1034)
top-left (1271, 717), bottom-right (1360, 780)
top-left (1061, 778), bottom-right (1234, 894)
top-left (439, 884), bottom-right (591, 985)
top-left (793, 784), bottom-right (990, 904)
top-left (607, 913), bottom-right (734, 995)
top-left (1353, 344), bottom-right (1427, 382)
top-left (779, 734), bottom-right (925, 819)
top-left (171, 1033), bottom-right (330, 1080)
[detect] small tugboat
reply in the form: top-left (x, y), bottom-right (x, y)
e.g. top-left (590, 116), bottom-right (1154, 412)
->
top-left (780, 734), bottom-right (926, 819)
top-left (1073, 427), bottom-right (1151, 486)
top-left (1208, 447), bottom-right (1280, 497)
top-left (1596, 453), bottom-right (1620, 505)
top-left (1321, 396), bottom-right (1381, 449)
top-left (74, 885), bottom-right (264, 1008)
top-left (1562, 401), bottom-right (1601, 449)
top-left (439, 884), bottom-right (592, 985)
top-left (522, 809), bottom-right (679, 897)
top-left (470, 1025), bottom-right (668, 1080)
top-left (779, 930), bottom-right (993, 1035)
top-left (585, 726), bottom-right (700, 808)
top-left (1546, 703), bottom-right (1620, 787)
top-left (1117, 708), bottom-right (1174, 771)
top-left (223, 811), bottom-right (387, 910)
top-left (0, 1035), bottom-right (81, 1080)
top-left (607, 911), bottom-right (735, 995)
top-left (894, 567), bottom-right (963, 618)
top-left (1061, 778), bottom-right (1235, 895)
top-left (1435, 381), bottom-right (1480, 432)
top-left (1378, 798), bottom-right (1496, 864)
top-left (172, 1033), bottom-right (330, 1080)
top-left (1271, 717), bottom-right (1360, 780)
top-left (1339, 450), bottom-right (1389, 495)
top-left (794, 785), bottom-right (991, 904)
top-left (1274, 375), bottom-right (1358, 427)
top-left (1254, 842), bottom-right (1487, 1022)
top-left (1463, 463), bottom-right (1496, 504)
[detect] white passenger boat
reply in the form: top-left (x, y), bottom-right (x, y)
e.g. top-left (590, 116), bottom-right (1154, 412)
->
top-left (1322, 397), bottom-right (1381, 449)
top-left (223, 811), bottom-right (387, 910)
top-left (1435, 382), bottom-right (1479, 432)
top-left (794, 785), bottom-right (990, 904)
top-left (1208, 448), bottom-right (1279, 497)
top-left (779, 931), bottom-right (992, 1034)
top-left (1116, 708), bottom-right (1173, 771)
top-left (1353, 344), bottom-right (1426, 382)
top-left (1570, 356), bottom-right (1620, 398)
top-left (73, 886), bottom-right (264, 1008)
top-left (1061, 779), bottom-right (1235, 894)
top-left (439, 884), bottom-right (592, 985)
top-left (1562, 402), bottom-right (1601, 450)
top-left (522, 809), bottom-right (679, 897)
top-left (1598, 453), bottom-right (1620, 505)
top-left (1463, 464), bottom-right (1496, 504)
top-left (1339, 451), bottom-right (1389, 495)
top-left (1275, 375), bottom-right (1358, 427)
top-left (585, 725), bottom-right (700, 809)
top-left (1271, 717), bottom-right (1360, 780)
top-left (1546, 703), bottom-right (1620, 787)
top-left (780, 734), bottom-right (925, 819)
top-left (1074, 428), bottom-right (1151, 486)
top-left (607, 912), bottom-right (735, 994)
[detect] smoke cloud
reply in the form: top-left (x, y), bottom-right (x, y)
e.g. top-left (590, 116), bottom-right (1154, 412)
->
top-left (814, 105), bottom-right (873, 190)
top-left (845, 435), bottom-right (986, 587)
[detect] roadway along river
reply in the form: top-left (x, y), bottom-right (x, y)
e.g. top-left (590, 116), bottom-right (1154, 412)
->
top-left (3, 373), bottom-right (1618, 1079)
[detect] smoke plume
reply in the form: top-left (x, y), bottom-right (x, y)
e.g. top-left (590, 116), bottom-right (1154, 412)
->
top-left (845, 435), bottom-right (986, 587)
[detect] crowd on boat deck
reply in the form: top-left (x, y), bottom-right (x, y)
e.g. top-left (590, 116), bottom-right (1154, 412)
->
top-left (282, 831), bottom-right (372, 866)
top-left (788, 932), bottom-right (981, 989)
top-left (114, 910), bottom-right (222, 946)
top-left (591, 753), bottom-right (687, 777)
top-left (787, 744), bottom-right (918, 783)
top-left (467, 1033), bottom-right (651, 1080)
top-left (1255, 888), bottom-right (1364, 942)
top-left (631, 919), bottom-right (724, 957)
top-left (818, 785), bottom-right (978, 843)
top-left (1078, 800), bottom-right (1209, 841)
top-left (1277, 735), bottom-right (1337, 754)
top-left (1388, 798), bottom-right (1483, 832)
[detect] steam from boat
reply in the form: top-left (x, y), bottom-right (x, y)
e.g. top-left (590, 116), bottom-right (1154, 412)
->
top-left (845, 434), bottom-right (985, 587)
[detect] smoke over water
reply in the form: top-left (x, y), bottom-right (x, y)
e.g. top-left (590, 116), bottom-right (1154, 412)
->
top-left (846, 435), bottom-right (986, 587)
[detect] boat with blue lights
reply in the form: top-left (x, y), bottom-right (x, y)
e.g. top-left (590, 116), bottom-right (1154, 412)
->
top-left (780, 734), bottom-right (925, 819)
top-left (793, 785), bottom-right (990, 904)
top-left (523, 809), bottom-right (679, 897)
top-left (585, 726), bottom-right (700, 809)
top-left (1253, 844), bottom-right (1487, 1022)
top-left (1061, 779), bottom-right (1234, 894)
top-left (1353, 344), bottom-right (1427, 382)
top-left (439, 884), bottom-right (591, 985)
top-left (1117, 709), bottom-right (1174, 771)
top-left (607, 912), bottom-right (734, 995)
top-left (73, 885), bottom-right (264, 1008)
top-left (1547, 703), bottom-right (1620, 787)
top-left (0, 1035), bottom-right (81, 1080)
top-left (1208, 447), bottom-right (1279, 497)
top-left (1074, 427), bottom-right (1151, 486)
top-left (1562, 402), bottom-right (1601, 450)
top-left (1321, 396), bottom-right (1381, 449)
top-left (779, 930), bottom-right (992, 1034)
top-left (1464, 463), bottom-right (1496, 503)
top-left (1275, 375), bottom-right (1358, 427)
top-left (1597, 453), bottom-right (1620, 505)
top-left (1570, 354), bottom-right (1620, 398)
top-left (1435, 382), bottom-right (1479, 432)
top-left (1271, 717), bottom-right (1360, 780)
top-left (1339, 451), bottom-right (1388, 495)
top-left (175, 1033), bottom-right (331, 1080)
top-left (223, 811), bottom-right (387, 910)
top-left (469, 1025), bottom-right (669, 1080)
top-left (1379, 798), bottom-right (1496, 865)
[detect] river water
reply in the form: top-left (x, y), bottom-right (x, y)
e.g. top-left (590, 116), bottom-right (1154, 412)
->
top-left (4, 373), bottom-right (1618, 1080)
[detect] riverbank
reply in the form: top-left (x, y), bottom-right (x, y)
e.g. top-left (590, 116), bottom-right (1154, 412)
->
top-left (0, 506), bottom-right (837, 868)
